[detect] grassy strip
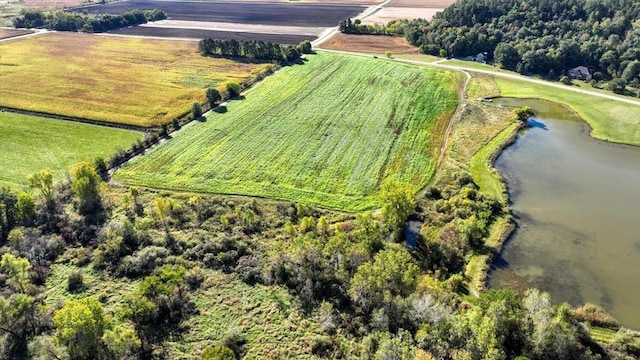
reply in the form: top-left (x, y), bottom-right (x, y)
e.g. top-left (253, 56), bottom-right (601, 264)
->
top-left (0, 112), bottom-right (142, 190)
top-left (167, 270), bottom-right (323, 359)
top-left (115, 53), bottom-right (460, 211)
top-left (0, 32), bottom-right (272, 127)
top-left (469, 122), bottom-right (521, 201)
top-left (495, 77), bottom-right (640, 146)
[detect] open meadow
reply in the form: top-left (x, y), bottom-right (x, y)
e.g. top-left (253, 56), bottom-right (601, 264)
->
top-left (0, 112), bottom-right (142, 190)
top-left (495, 77), bottom-right (640, 146)
top-left (114, 53), bottom-right (461, 211)
top-left (0, 32), bottom-right (273, 127)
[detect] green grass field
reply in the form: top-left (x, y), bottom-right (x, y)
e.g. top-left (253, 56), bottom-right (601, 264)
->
top-left (495, 77), bottom-right (640, 146)
top-left (114, 53), bottom-right (460, 211)
top-left (0, 112), bottom-right (142, 190)
top-left (0, 32), bottom-right (272, 127)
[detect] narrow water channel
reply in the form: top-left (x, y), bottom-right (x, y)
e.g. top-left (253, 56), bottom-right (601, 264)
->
top-left (488, 98), bottom-right (640, 329)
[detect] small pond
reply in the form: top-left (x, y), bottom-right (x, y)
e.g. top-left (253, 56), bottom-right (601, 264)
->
top-left (488, 98), bottom-right (640, 329)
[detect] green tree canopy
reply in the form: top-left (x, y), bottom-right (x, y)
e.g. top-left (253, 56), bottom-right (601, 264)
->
top-left (53, 297), bottom-right (108, 360)
top-left (71, 161), bottom-right (102, 214)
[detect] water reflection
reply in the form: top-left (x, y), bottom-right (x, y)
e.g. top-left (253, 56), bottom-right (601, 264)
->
top-left (488, 98), bottom-right (640, 329)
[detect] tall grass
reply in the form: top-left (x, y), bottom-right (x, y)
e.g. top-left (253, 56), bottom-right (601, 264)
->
top-left (0, 33), bottom-right (273, 127)
top-left (0, 112), bottom-right (142, 190)
top-left (115, 53), bottom-right (460, 211)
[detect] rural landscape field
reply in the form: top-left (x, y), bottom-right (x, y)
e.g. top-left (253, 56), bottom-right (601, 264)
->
top-left (0, 32), bottom-right (273, 126)
top-left (1, 0), bottom-right (639, 359)
top-left (0, 112), bottom-right (142, 190)
top-left (114, 53), bottom-right (460, 211)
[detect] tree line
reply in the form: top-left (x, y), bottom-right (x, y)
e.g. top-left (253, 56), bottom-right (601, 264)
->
top-left (340, 0), bottom-right (640, 94)
top-left (13, 9), bottom-right (167, 33)
top-left (198, 38), bottom-right (312, 62)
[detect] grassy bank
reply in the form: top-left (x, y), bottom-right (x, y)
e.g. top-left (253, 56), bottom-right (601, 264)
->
top-left (0, 112), bottom-right (142, 190)
top-left (0, 32), bottom-right (272, 127)
top-left (495, 77), bottom-right (640, 146)
top-left (115, 53), bottom-right (461, 211)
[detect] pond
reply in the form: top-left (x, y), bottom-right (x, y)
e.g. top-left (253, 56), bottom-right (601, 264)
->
top-left (488, 98), bottom-right (640, 329)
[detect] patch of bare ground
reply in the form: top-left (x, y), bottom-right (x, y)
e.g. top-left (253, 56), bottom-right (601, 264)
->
top-left (0, 28), bottom-right (33, 40)
top-left (24, 0), bottom-right (88, 9)
top-left (320, 33), bottom-right (419, 54)
top-left (389, 0), bottom-right (455, 7)
top-left (362, 7), bottom-right (441, 23)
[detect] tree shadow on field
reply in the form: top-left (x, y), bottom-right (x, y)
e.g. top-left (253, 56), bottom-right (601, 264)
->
top-left (213, 105), bottom-right (228, 113)
top-left (200, 53), bottom-right (268, 65)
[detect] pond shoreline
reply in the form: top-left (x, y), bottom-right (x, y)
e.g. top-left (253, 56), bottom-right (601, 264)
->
top-left (485, 97), bottom-right (640, 329)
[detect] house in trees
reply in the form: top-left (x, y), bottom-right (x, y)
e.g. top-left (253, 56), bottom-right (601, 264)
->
top-left (462, 52), bottom-right (488, 63)
top-left (568, 66), bottom-right (591, 80)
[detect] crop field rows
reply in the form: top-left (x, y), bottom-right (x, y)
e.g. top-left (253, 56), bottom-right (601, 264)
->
top-left (114, 53), bottom-right (460, 211)
top-left (0, 32), bottom-right (273, 127)
top-left (78, 0), bottom-right (367, 42)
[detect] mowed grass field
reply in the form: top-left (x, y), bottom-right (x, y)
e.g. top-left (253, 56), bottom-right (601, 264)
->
top-left (0, 112), bottom-right (142, 190)
top-left (495, 77), bottom-right (640, 146)
top-left (114, 54), bottom-right (460, 211)
top-left (0, 33), bottom-right (272, 127)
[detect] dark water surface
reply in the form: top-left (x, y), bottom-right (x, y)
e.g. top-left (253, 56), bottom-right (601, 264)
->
top-left (488, 98), bottom-right (640, 329)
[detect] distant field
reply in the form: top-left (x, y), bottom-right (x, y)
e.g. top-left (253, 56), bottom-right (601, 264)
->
top-left (79, 0), bottom-right (367, 27)
top-left (0, 28), bottom-right (33, 40)
top-left (0, 32), bottom-right (272, 127)
top-left (362, 7), bottom-right (441, 23)
top-left (110, 26), bottom-right (314, 44)
top-left (389, 0), bottom-right (455, 7)
top-left (320, 33), bottom-right (419, 54)
top-left (495, 77), bottom-right (640, 146)
top-left (0, 112), bottom-right (142, 190)
top-left (115, 53), bottom-right (460, 211)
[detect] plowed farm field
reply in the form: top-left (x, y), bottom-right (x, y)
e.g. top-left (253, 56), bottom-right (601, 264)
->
top-left (79, 0), bottom-right (367, 27)
top-left (320, 33), bottom-right (419, 54)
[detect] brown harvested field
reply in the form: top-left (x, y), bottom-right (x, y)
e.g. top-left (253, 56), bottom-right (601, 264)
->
top-left (362, 7), bottom-right (441, 23)
top-left (320, 33), bottom-right (418, 54)
top-left (23, 0), bottom-right (86, 9)
top-left (0, 28), bottom-right (33, 40)
top-left (78, 0), bottom-right (367, 27)
top-left (0, 32), bottom-right (273, 127)
top-left (110, 26), bottom-right (315, 44)
top-left (389, 0), bottom-right (455, 7)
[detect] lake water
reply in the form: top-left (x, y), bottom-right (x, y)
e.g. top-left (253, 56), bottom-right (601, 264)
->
top-left (488, 98), bottom-right (640, 329)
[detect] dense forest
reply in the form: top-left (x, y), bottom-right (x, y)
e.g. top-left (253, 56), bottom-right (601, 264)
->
top-left (1, 156), bottom-right (638, 359)
top-left (342, 0), bottom-right (640, 94)
top-left (13, 9), bottom-right (167, 32)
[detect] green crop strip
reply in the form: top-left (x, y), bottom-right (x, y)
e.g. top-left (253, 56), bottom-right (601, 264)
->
top-left (115, 53), bottom-right (460, 211)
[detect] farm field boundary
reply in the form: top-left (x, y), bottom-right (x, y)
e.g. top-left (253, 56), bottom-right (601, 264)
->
top-left (114, 53), bottom-right (461, 211)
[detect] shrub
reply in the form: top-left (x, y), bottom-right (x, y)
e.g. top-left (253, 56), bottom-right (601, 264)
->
top-left (225, 82), bottom-right (241, 99)
top-left (574, 303), bottom-right (619, 329)
top-left (202, 345), bottom-right (236, 360)
top-left (191, 102), bottom-right (203, 119)
top-left (67, 270), bottom-right (84, 292)
top-left (184, 267), bottom-right (205, 290)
